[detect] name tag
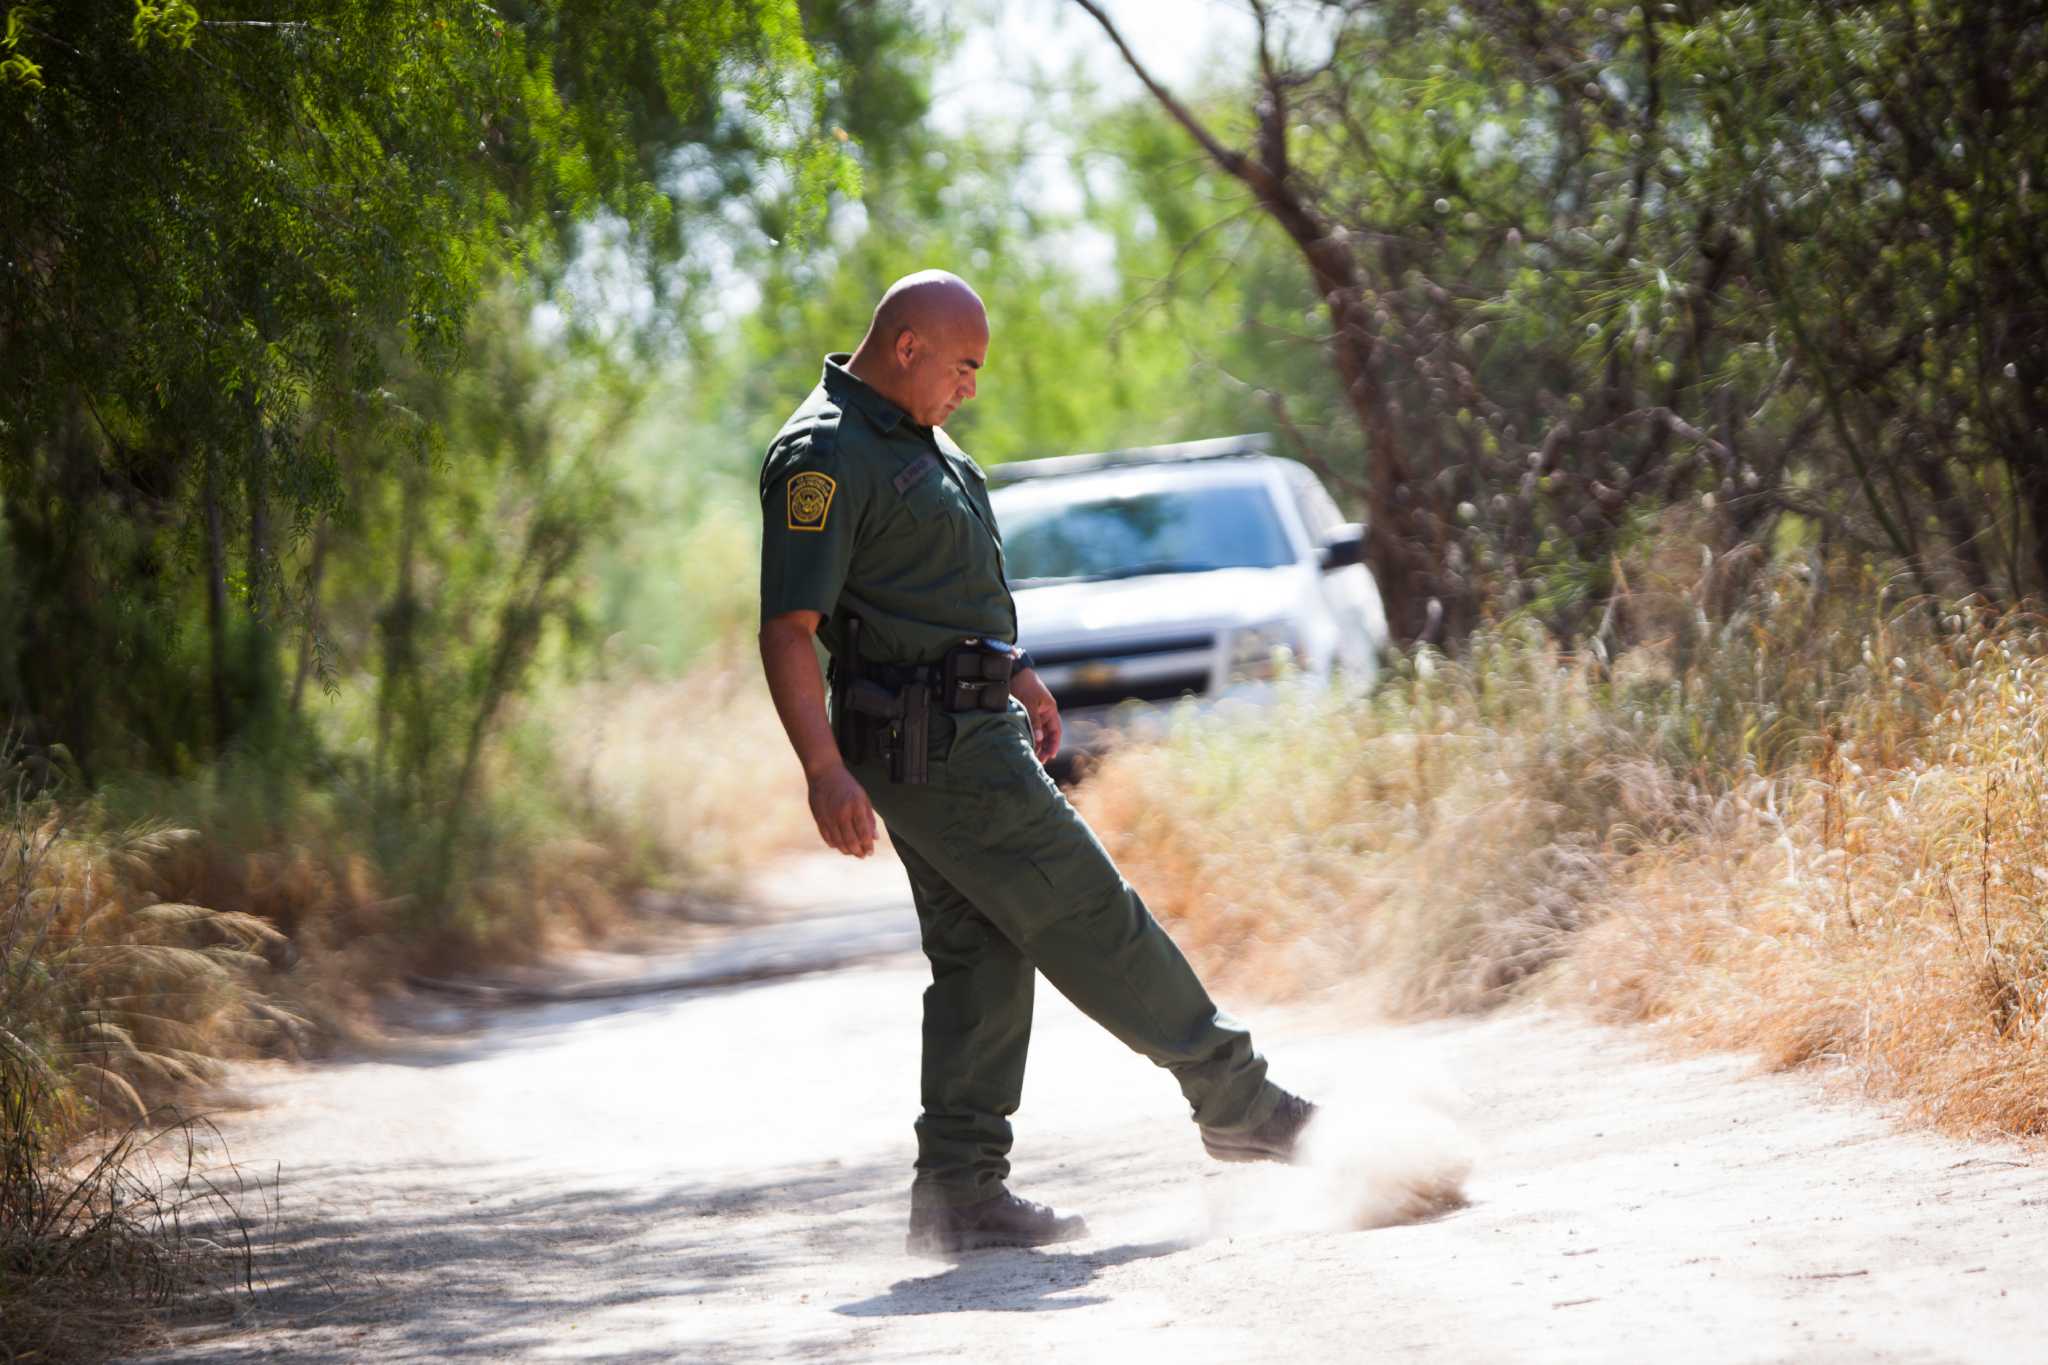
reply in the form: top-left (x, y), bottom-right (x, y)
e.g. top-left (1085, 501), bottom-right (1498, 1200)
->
top-left (892, 453), bottom-right (940, 495)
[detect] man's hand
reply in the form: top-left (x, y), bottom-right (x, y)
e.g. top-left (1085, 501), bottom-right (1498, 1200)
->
top-left (1012, 666), bottom-right (1062, 764)
top-left (807, 761), bottom-right (878, 858)
top-left (759, 610), bottom-right (879, 860)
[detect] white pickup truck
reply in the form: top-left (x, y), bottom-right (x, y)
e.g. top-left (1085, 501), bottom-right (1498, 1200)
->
top-left (989, 434), bottom-right (1390, 768)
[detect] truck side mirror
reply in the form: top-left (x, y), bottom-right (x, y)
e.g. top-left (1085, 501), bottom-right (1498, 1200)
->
top-left (1319, 523), bottom-right (1367, 571)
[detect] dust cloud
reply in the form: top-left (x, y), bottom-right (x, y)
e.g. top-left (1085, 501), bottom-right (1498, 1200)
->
top-left (1196, 1031), bottom-right (1477, 1238)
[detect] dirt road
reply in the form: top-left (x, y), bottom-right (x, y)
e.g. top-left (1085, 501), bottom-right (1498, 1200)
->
top-left (138, 855), bottom-right (2047, 1363)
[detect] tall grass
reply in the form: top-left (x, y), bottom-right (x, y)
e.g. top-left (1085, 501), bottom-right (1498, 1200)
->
top-left (0, 793), bottom-right (287, 1136)
top-left (1562, 609), bottom-right (2048, 1135)
top-left (0, 639), bottom-right (807, 1146)
top-left (1, 1058), bottom-right (266, 1364)
top-left (85, 729), bottom-right (656, 1026)
top-left (1078, 563), bottom-right (2048, 1138)
top-left (0, 770), bottom-right (281, 1360)
top-left (544, 639), bottom-right (822, 883)
top-left (0, 700), bottom-right (681, 1358)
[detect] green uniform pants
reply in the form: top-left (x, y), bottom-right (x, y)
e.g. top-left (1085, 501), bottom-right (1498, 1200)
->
top-left (851, 703), bottom-right (1283, 1209)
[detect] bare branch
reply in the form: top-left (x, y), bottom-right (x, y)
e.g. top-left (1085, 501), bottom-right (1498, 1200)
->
top-left (1068, 0), bottom-right (1251, 178)
top-left (1250, 2), bottom-right (1292, 187)
top-left (1071, 0), bottom-right (1456, 640)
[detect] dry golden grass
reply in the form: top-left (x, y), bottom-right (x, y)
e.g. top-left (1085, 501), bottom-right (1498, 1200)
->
top-left (0, 711), bottom-right (671, 1360)
top-left (1078, 569), bottom-right (2048, 1140)
top-left (1, 641), bottom-right (794, 1152)
top-left (548, 640), bottom-right (819, 881)
top-left (1, 810), bottom-right (291, 1132)
top-left (0, 795), bottom-right (288, 1362)
top-left (1079, 652), bottom-right (1621, 1009)
top-left (0, 634), bottom-right (806, 1361)
top-left (1560, 621), bottom-right (2048, 1137)
top-left (1, 1059), bottom-right (266, 1365)
top-left (83, 775), bottom-right (640, 1041)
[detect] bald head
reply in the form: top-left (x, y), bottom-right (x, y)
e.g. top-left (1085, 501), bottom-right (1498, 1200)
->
top-left (870, 270), bottom-right (986, 341)
top-left (846, 270), bottom-right (989, 428)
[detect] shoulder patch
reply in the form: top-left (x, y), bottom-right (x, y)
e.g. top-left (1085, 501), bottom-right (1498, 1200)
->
top-left (786, 470), bottom-right (837, 532)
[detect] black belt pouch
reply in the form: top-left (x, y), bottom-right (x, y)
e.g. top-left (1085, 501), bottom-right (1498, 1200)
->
top-left (940, 646), bottom-right (1015, 713)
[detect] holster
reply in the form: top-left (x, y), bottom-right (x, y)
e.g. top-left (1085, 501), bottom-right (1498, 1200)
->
top-left (831, 616), bottom-right (931, 784)
top-left (898, 677), bottom-right (930, 785)
top-left (830, 629), bottom-right (1014, 786)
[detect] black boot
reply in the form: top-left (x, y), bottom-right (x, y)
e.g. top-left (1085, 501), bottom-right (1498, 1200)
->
top-left (1200, 1089), bottom-right (1318, 1164)
top-left (906, 1190), bottom-right (1089, 1256)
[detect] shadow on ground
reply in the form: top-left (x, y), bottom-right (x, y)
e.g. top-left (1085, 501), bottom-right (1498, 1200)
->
top-left (138, 1151), bottom-right (920, 1362)
top-left (836, 1239), bottom-right (1189, 1317)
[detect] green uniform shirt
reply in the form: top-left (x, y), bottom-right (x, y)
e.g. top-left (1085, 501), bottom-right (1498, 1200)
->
top-left (759, 354), bottom-right (1017, 665)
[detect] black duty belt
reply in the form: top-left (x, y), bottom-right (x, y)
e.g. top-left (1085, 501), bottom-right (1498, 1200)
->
top-left (829, 620), bottom-right (1016, 784)
top-left (856, 648), bottom-right (1015, 713)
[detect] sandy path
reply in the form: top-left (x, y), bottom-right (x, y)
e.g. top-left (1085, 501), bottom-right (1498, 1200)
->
top-left (134, 855), bottom-right (2047, 1363)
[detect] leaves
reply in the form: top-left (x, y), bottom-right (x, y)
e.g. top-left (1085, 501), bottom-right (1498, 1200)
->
top-left (129, 1), bottom-right (199, 51)
top-left (1084, 0), bottom-right (2048, 639)
top-left (0, 3), bottom-right (45, 89)
top-left (0, 0), bottom-right (867, 772)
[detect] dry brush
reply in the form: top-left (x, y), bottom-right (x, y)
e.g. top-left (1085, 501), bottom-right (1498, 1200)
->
top-left (1080, 567), bottom-right (2048, 1139)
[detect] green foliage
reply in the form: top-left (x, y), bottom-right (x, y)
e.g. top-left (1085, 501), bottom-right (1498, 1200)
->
top-left (584, 61), bottom-right (1332, 670)
top-left (0, 1), bottom-right (954, 975)
top-left (0, 0), bottom-right (859, 773)
top-left (1080, 0), bottom-right (2048, 641)
top-left (1686, 1), bottom-right (2048, 599)
top-left (363, 295), bottom-right (639, 917)
top-left (0, 4), bottom-right (43, 88)
top-left (129, 1), bottom-right (199, 49)
top-left (721, 122), bottom-right (1296, 466)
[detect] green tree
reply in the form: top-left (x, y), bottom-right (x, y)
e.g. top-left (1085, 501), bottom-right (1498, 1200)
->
top-left (0, 0), bottom-right (855, 771)
top-left (1075, 0), bottom-right (2048, 642)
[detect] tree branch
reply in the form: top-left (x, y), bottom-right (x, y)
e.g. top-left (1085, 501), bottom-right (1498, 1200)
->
top-left (1069, 0), bottom-right (1251, 179)
top-left (1070, 0), bottom-right (1450, 640)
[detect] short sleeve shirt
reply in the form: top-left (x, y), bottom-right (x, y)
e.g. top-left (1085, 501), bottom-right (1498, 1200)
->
top-left (759, 355), bottom-right (1017, 665)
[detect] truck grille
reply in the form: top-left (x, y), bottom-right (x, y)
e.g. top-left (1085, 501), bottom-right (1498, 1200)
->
top-left (1029, 633), bottom-right (1213, 669)
top-left (1054, 669), bottom-right (1210, 712)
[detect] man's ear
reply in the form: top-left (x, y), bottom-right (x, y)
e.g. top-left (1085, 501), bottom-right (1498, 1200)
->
top-left (893, 326), bottom-right (919, 367)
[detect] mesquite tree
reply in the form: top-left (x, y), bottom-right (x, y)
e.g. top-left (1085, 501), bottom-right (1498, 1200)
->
top-left (1077, 0), bottom-right (2048, 644)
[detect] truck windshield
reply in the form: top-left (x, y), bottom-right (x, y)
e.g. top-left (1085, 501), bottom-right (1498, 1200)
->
top-left (996, 482), bottom-right (1294, 587)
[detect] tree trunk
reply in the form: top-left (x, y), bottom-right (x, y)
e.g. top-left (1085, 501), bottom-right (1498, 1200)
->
top-left (374, 468), bottom-right (422, 799)
top-left (1071, 0), bottom-right (1456, 644)
top-left (1918, 453), bottom-right (1997, 603)
top-left (246, 416), bottom-right (271, 621)
top-left (289, 523), bottom-right (330, 715)
top-left (243, 405), bottom-right (282, 730)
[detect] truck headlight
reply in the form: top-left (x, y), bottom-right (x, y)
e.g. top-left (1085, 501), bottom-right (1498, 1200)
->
top-left (1227, 622), bottom-right (1300, 683)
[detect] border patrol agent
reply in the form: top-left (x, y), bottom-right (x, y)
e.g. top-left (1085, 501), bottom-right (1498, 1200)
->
top-left (757, 271), bottom-right (1316, 1257)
